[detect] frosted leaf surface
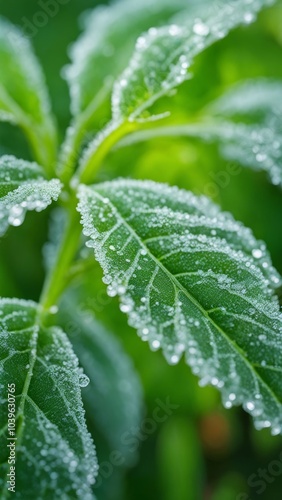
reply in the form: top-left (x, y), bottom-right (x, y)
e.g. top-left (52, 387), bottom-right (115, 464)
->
top-left (60, 299), bottom-right (143, 466)
top-left (215, 120), bottom-right (282, 186)
top-left (0, 17), bottom-right (57, 166)
top-left (112, 0), bottom-right (276, 120)
top-left (119, 119), bottom-right (282, 187)
top-left (209, 78), bottom-right (282, 118)
top-left (206, 79), bottom-right (282, 185)
top-left (63, 0), bottom-right (195, 115)
top-left (0, 299), bottom-right (98, 499)
top-left (0, 156), bottom-right (62, 236)
top-left (78, 180), bottom-right (282, 435)
top-left (118, 78), bottom-right (282, 187)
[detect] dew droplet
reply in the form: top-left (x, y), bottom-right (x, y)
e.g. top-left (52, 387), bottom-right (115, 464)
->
top-left (170, 354), bottom-right (179, 365)
top-left (252, 249), bottom-right (263, 259)
top-left (244, 12), bottom-right (255, 24)
top-left (152, 340), bottom-right (160, 349)
top-left (193, 20), bottom-right (210, 36)
top-left (245, 401), bottom-right (255, 411)
top-left (120, 303), bottom-right (132, 313)
top-left (50, 305), bottom-right (58, 315)
top-left (78, 374), bottom-right (90, 388)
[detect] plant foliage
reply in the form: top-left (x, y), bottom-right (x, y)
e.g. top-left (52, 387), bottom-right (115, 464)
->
top-left (0, 0), bottom-right (281, 497)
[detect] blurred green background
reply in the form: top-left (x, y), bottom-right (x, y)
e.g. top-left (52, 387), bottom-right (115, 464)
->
top-left (0, 1), bottom-right (282, 499)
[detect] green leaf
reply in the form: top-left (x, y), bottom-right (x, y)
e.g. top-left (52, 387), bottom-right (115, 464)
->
top-left (59, 0), bottom-right (195, 179)
top-left (63, 0), bottom-right (192, 116)
top-left (118, 119), bottom-right (282, 187)
top-left (207, 79), bottom-right (282, 186)
top-left (0, 17), bottom-right (57, 170)
top-left (208, 78), bottom-right (282, 119)
top-left (0, 298), bottom-right (98, 499)
top-left (77, 0), bottom-right (276, 183)
top-left (212, 120), bottom-right (282, 187)
top-left (112, 0), bottom-right (276, 121)
top-left (0, 155), bottom-right (62, 236)
top-left (77, 179), bottom-right (282, 435)
top-left (117, 78), bottom-right (282, 186)
top-left (60, 300), bottom-right (143, 466)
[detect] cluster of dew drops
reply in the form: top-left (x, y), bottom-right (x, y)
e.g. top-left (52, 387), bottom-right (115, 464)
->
top-left (115, 0), bottom-right (261, 102)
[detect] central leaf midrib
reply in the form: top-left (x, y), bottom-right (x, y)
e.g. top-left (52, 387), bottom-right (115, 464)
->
top-left (16, 316), bottom-right (39, 445)
top-left (0, 308), bottom-right (39, 500)
top-left (14, 323), bottom-right (84, 450)
top-left (24, 393), bottom-right (82, 456)
top-left (93, 190), bottom-right (282, 409)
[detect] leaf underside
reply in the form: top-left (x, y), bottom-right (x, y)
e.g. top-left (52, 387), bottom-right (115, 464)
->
top-left (0, 299), bottom-right (98, 500)
top-left (78, 179), bottom-right (282, 435)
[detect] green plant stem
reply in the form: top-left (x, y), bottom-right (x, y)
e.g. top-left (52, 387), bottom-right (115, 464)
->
top-left (57, 122), bottom-right (86, 185)
top-left (57, 82), bottom-right (112, 184)
top-left (39, 201), bottom-right (81, 311)
top-left (66, 257), bottom-right (99, 286)
top-left (25, 122), bottom-right (57, 178)
top-left (78, 119), bottom-right (136, 185)
top-left (40, 119), bottom-right (134, 312)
